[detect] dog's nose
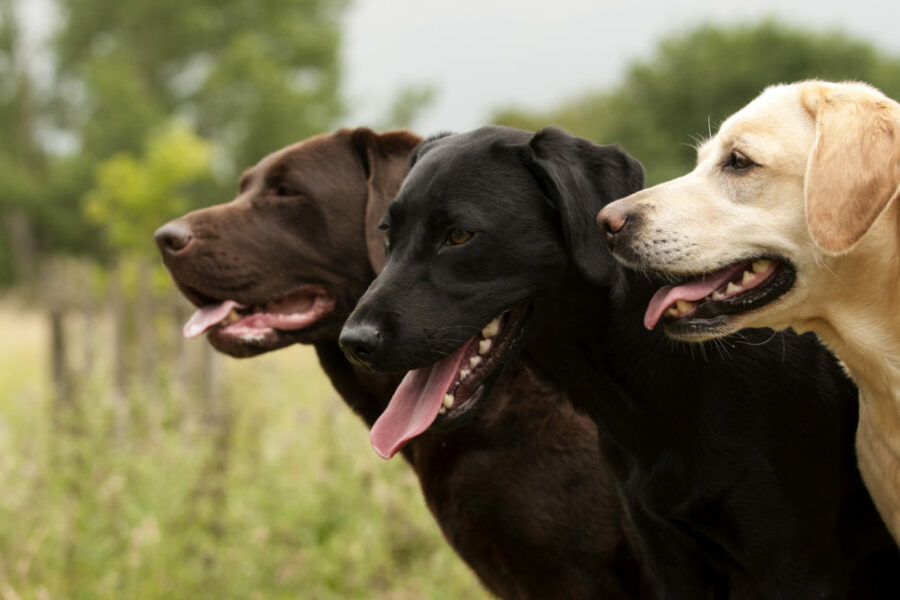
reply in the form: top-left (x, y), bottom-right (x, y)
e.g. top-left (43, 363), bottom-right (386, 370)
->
top-left (154, 220), bottom-right (194, 255)
top-left (339, 322), bottom-right (382, 367)
top-left (597, 202), bottom-right (630, 242)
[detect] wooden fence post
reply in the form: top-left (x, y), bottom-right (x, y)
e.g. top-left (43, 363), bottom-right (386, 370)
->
top-left (109, 261), bottom-right (129, 440)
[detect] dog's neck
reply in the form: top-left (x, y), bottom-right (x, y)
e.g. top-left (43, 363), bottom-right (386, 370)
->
top-left (313, 341), bottom-right (414, 464)
top-left (522, 268), bottom-right (712, 471)
top-left (313, 341), bottom-right (562, 474)
top-left (793, 223), bottom-right (900, 400)
top-left (314, 340), bottom-right (493, 468)
top-left (785, 220), bottom-right (900, 543)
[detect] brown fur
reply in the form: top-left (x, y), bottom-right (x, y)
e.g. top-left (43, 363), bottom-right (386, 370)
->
top-left (156, 128), bottom-right (650, 599)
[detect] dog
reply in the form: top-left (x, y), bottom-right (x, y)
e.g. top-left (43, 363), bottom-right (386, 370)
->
top-left (597, 80), bottom-right (900, 545)
top-left (155, 128), bottom-right (649, 599)
top-left (341, 125), bottom-right (900, 598)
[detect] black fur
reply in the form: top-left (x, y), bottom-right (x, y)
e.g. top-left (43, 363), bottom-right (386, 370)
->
top-left (342, 125), bottom-right (900, 599)
top-left (158, 128), bottom-right (651, 599)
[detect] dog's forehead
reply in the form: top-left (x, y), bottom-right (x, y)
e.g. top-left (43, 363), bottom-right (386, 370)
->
top-left (703, 84), bottom-right (814, 164)
top-left (235, 133), bottom-right (367, 217)
top-left (237, 140), bottom-right (305, 192)
top-left (387, 126), bottom-right (538, 230)
top-left (390, 145), bottom-right (452, 212)
top-left (389, 162), bottom-right (469, 224)
top-left (393, 139), bottom-right (500, 207)
top-left (255, 138), bottom-right (309, 172)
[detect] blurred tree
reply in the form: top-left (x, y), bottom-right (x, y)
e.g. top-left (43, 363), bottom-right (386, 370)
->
top-left (378, 82), bottom-right (436, 130)
top-left (84, 122), bottom-right (213, 255)
top-left (496, 21), bottom-right (900, 184)
top-left (0, 0), bottom-right (44, 285)
top-left (0, 0), bottom-right (348, 289)
top-left (81, 121), bottom-right (215, 426)
top-left (53, 0), bottom-right (347, 173)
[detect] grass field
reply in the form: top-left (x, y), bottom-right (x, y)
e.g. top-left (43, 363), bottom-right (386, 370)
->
top-left (0, 300), bottom-right (490, 599)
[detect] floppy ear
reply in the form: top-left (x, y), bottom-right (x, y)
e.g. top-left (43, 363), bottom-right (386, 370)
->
top-left (801, 82), bottom-right (900, 254)
top-left (350, 127), bottom-right (423, 273)
top-left (519, 126), bottom-right (644, 283)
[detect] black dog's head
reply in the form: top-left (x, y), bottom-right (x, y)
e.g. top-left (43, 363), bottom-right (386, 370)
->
top-left (155, 127), bottom-right (421, 357)
top-left (340, 126), bottom-right (643, 457)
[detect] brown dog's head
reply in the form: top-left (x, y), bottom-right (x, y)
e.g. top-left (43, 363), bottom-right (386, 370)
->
top-left (598, 80), bottom-right (900, 340)
top-left (155, 127), bottom-right (421, 357)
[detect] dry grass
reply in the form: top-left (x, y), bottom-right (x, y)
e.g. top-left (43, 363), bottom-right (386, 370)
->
top-left (0, 299), bottom-right (489, 600)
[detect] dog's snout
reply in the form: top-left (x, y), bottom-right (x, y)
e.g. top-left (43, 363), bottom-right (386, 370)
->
top-left (339, 322), bottom-right (383, 367)
top-left (154, 220), bottom-right (194, 255)
top-left (597, 202), bottom-right (630, 237)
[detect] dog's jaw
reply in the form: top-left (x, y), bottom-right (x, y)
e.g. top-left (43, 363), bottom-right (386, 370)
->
top-left (172, 281), bottom-right (343, 357)
top-left (638, 257), bottom-right (798, 340)
top-left (369, 304), bottom-right (530, 458)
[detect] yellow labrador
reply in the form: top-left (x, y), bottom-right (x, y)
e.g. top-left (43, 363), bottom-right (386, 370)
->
top-left (597, 80), bottom-right (900, 542)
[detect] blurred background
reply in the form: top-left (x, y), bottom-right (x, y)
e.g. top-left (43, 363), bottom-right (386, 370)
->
top-left (2, 1), bottom-right (900, 598)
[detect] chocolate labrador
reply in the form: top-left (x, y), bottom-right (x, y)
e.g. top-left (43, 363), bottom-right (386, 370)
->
top-left (155, 128), bottom-right (649, 599)
top-left (340, 126), bottom-right (900, 599)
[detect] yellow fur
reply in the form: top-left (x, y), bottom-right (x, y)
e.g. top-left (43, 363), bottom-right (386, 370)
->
top-left (601, 80), bottom-right (900, 543)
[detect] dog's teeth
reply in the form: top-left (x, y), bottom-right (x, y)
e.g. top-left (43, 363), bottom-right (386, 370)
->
top-left (665, 307), bottom-right (679, 317)
top-left (469, 356), bottom-right (482, 368)
top-left (741, 270), bottom-right (755, 285)
top-left (459, 368), bottom-right (470, 380)
top-left (225, 309), bottom-right (241, 324)
top-left (439, 406), bottom-right (446, 415)
top-left (675, 300), bottom-right (695, 314)
top-left (711, 290), bottom-right (726, 301)
top-left (442, 394), bottom-right (455, 409)
top-left (478, 339), bottom-right (492, 355)
top-left (726, 282), bottom-right (742, 295)
top-left (481, 317), bottom-right (500, 339)
top-left (752, 259), bottom-right (773, 274)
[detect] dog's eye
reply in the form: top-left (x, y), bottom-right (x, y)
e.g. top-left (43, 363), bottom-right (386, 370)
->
top-left (724, 151), bottom-right (755, 173)
top-left (445, 230), bottom-right (473, 246)
top-left (379, 223), bottom-right (392, 249)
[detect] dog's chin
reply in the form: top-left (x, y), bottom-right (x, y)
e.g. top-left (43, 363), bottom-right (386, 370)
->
top-left (206, 319), bottom-right (338, 358)
top-left (650, 256), bottom-right (797, 340)
top-left (207, 328), bottom-right (288, 358)
top-left (662, 314), bottom-right (746, 342)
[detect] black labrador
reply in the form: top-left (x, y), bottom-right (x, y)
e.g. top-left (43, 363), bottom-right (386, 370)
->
top-left (155, 128), bottom-right (650, 599)
top-left (340, 126), bottom-right (900, 599)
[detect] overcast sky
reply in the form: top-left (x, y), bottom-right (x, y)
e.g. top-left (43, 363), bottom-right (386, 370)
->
top-left (16, 1), bottom-right (900, 140)
top-left (341, 0), bottom-right (900, 135)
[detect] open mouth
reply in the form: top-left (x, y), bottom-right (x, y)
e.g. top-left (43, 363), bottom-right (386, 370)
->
top-left (644, 257), bottom-right (796, 334)
top-left (181, 285), bottom-right (336, 344)
top-left (369, 306), bottom-right (528, 459)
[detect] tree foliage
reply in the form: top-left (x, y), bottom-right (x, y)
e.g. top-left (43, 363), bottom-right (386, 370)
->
top-left (84, 122), bottom-right (213, 254)
top-left (496, 21), bottom-right (900, 184)
top-left (0, 0), bottom-right (348, 285)
top-left (0, 0), bottom-right (43, 283)
top-left (53, 0), bottom-right (347, 167)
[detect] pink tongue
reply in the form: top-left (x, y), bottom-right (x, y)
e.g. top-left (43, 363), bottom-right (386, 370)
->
top-left (183, 300), bottom-right (244, 339)
top-left (643, 263), bottom-right (746, 331)
top-left (370, 340), bottom-right (474, 459)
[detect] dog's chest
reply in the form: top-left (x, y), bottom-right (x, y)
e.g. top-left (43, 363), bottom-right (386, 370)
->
top-left (856, 387), bottom-right (900, 543)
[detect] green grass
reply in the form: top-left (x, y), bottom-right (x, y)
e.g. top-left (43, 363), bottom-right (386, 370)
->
top-left (0, 301), bottom-right (490, 599)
